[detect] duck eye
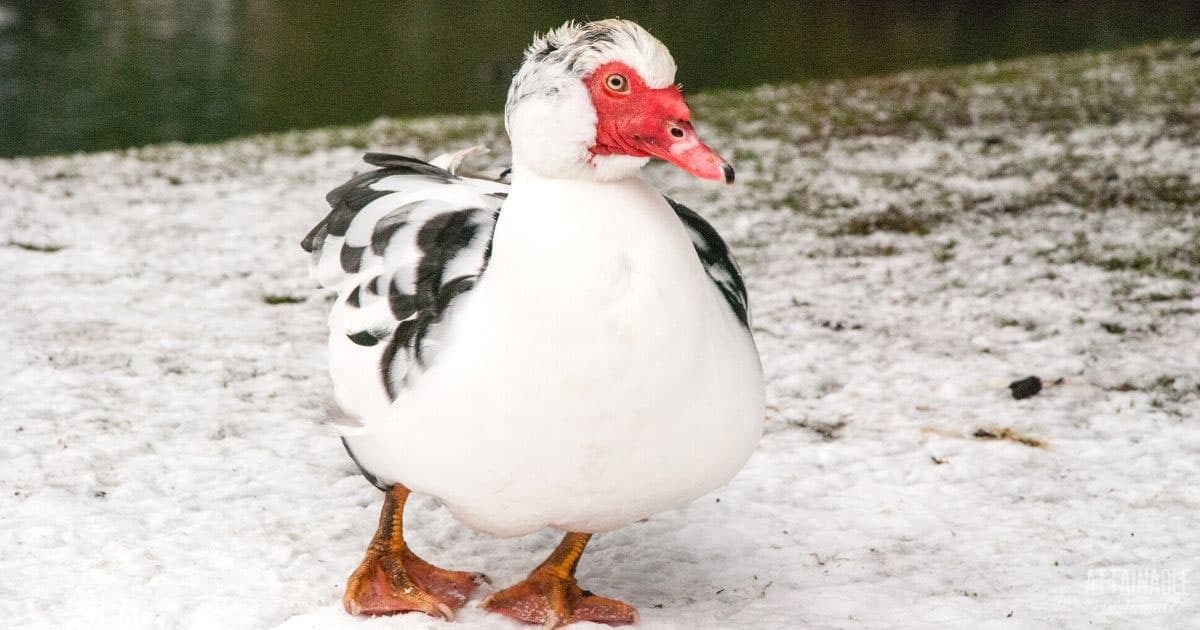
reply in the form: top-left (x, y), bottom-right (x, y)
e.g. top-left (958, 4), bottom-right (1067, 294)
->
top-left (605, 73), bottom-right (628, 93)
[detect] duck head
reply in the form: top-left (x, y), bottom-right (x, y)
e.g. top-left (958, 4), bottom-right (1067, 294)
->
top-left (504, 19), bottom-right (733, 184)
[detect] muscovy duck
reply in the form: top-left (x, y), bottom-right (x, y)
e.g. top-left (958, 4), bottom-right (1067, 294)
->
top-left (302, 19), bottom-right (764, 628)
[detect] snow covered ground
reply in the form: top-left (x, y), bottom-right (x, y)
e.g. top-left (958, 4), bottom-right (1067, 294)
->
top-left (3, 42), bottom-right (1199, 629)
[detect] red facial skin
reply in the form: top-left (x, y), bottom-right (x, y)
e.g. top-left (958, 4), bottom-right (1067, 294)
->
top-left (584, 61), bottom-right (734, 183)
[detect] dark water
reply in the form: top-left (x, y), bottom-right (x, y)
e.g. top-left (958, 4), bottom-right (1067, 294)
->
top-left (2, 1), bottom-right (1199, 157)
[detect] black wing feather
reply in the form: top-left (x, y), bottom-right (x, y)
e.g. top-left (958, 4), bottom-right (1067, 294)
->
top-left (666, 197), bottom-right (751, 327)
top-left (304, 152), bottom-right (506, 401)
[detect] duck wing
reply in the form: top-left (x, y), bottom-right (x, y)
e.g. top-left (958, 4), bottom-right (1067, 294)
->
top-left (665, 197), bottom-right (751, 328)
top-left (303, 150), bottom-right (508, 401)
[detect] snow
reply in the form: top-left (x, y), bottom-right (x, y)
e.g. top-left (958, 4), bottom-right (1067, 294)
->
top-left (2, 43), bottom-right (1199, 629)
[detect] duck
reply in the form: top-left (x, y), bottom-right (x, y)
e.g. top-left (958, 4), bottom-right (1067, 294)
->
top-left (301, 19), bottom-right (764, 628)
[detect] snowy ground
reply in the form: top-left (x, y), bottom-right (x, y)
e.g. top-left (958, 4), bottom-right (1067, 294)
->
top-left (3, 41), bottom-right (1199, 629)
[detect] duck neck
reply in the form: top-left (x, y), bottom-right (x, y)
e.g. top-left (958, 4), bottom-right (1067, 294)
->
top-left (486, 164), bottom-right (690, 282)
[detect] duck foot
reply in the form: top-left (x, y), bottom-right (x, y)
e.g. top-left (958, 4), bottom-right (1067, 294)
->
top-left (343, 485), bottom-right (485, 618)
top-left (481, 571), bottom-right (638, 628)
top-left (481, 533), bottom-right (638, 628)
top-left (344, 547), bottom-right (485, 617)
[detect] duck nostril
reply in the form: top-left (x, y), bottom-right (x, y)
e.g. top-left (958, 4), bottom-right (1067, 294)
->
top-left (669, 127), bottom-right (684, 139)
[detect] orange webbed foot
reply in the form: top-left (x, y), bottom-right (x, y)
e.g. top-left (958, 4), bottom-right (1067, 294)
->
top-left (343, 547), bottom-right (484, 619)
top-left (481, 568), bottom-right (638, 629)
top-left (342, 485), bottom-right (485, 619)
top-left (404, 550), bottom-right (490, 609)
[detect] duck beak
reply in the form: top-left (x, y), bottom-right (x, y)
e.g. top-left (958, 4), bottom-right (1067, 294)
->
top-left (644, 118), bottom-right (735, 184)
top-left (632, 86), bottom-right (733, 184)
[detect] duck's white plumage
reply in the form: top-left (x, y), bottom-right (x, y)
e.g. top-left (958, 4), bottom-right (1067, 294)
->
top-left (304, 19), bottom-right (764, 537)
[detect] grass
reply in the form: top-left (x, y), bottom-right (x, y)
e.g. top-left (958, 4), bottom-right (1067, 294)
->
top-left (1138, 287), bottom-right (1193, 302)
top-left (262, 294), bottom-right (306, 305)
top-left (787, 418), bottom-right (847, 441)
top-left (1041, 228), bottom-right (1200, 281)
top-left (694, 40), bottom-right (1200, 144)
top-left (1107, 375), bottom-right (1197, 417)
top-left (9, 241), bottom-right (64, 253)
top-left (996, 318), bottom-right (1038, 332)
top-left (831, 207), bottom-right (940, 237)
top-left (972, 427), bottom-right (1046, 449)
top-left (1100, 322), bottom-right (1127, 335)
